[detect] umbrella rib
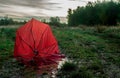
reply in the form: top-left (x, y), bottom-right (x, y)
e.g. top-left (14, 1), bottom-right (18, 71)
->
top-left (37, 27), bottom-right (48, 49)
top-left (18, 32), bottom-right (34, 51)
top-left (30, 24), bottom-right (36, 50)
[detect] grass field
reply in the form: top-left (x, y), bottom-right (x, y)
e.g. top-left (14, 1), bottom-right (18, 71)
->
top-left (0, 25), bottom-right (120, 78)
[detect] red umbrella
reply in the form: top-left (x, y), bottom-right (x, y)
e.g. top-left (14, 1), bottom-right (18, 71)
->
top-left (14, 18), bottom-right (65, 67)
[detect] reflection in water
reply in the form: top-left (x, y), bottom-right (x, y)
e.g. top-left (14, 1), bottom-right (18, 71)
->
top-left (23, 58), bottom-right (67, 78)
top-left (37, 64), bottom-right (58, 78)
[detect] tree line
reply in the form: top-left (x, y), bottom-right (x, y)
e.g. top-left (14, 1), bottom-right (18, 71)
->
top-left (0, 16), bottom-right (27, 26)
top-left (0, 16), bottom-right (67, 26)
top-left (42, 16), bottom-right (67, 27)
top-left (68, 1), bottom-right (120, 26)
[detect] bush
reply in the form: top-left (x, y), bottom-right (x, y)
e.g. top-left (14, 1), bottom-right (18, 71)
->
top-left (61, 62), bottom-right (78, 72)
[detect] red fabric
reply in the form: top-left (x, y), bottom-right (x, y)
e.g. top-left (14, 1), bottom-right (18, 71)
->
top-left (14, 18), bottom-right (65, 66)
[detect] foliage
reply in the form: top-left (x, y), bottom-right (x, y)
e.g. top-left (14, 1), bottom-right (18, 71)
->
top-left (49, 16), bottom-right (61, 26)
top-left (48, 17), bottom-right (67, 27)
top-left (58, 62), bottom-right (93, 78)
top-left (68, 1), bottom-right (120, 26)
top-left (60, 62), bottom-right (78, 72)
top-left (0, 16), bottom-right (27, 26)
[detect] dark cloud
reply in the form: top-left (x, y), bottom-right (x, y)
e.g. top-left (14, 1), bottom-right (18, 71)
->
top-left (0, 0), bottom-right (61, 16)
top-left (0, 0), bottom-right (59, 8)
top-left (0, 0), bottom-right (89, 16)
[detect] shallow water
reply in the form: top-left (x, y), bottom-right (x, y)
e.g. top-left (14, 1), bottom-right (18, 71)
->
top-left (24, 58), bottom-right (68, 78)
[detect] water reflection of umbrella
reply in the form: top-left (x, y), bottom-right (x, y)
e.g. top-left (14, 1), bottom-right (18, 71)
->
top-left (14, 18), bottom-right (65, 67)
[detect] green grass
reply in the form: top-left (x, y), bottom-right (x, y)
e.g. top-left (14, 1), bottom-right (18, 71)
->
top-left (0, 26), bottom-right (120, 78)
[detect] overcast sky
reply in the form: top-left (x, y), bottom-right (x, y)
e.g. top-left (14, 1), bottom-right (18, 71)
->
top-left (0, 0), bottom-right (101, 17)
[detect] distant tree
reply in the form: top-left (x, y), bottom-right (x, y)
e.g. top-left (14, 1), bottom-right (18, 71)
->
top-left (67, 8), bottom-right (73, 26)
top-left (117, 2), bottom-right (120, 23)
top-left (0, 16), bottom-right (27, 26)
top-left (9, 18), bottom-right (14, 24)
top-left (4, 16), bottom-right (9, 25)
top-left (49, 16), bottom-right (61, 26)
top-left (103, 1), bottom-right (119, 25)
top-left (41, 19), bottom-right (47, 23)
top-left (67, 1), bottom-right (120, 26)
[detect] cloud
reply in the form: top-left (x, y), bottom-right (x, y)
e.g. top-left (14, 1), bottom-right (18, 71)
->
top-left (0, 0), bottom-right (61, 16)
top-left (0, 0), bottom-right (94, 17)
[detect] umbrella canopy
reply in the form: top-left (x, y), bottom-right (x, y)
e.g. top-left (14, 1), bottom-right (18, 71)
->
top-left (14, 18), bottom-right (64, 66)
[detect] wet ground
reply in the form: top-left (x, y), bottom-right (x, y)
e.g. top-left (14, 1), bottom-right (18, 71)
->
top-left (0, 58), bottom-right (67, 78)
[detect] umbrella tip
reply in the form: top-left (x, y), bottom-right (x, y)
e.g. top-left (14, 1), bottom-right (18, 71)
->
top-left (31, 18), bottom-right (35, 20)
top-left (31, 18), bottom-right (37, 22)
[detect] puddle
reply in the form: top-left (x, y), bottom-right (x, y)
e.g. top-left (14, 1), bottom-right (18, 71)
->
top-left (23, 58), bottom-right (68, 78)
top-left (0, 58), bottom-right (68, 78)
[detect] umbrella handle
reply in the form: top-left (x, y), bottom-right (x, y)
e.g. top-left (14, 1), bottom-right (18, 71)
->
top-left (33, 49), bottom-right (39, 56)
